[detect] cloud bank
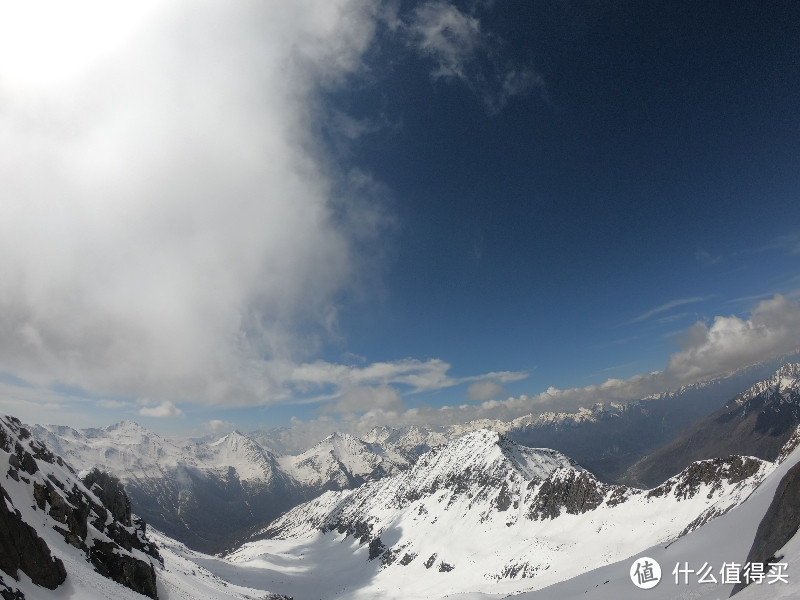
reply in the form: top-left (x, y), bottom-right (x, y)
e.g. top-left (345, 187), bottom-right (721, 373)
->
top-left (279, 295), bottom-right (800, 445)
top-left (0, 0), bottom-right (536, 418)
top-left (0, 0), bottom-right (387, 406)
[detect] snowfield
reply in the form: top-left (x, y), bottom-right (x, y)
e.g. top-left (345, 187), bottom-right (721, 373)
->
top-left (218, 429), bottom-right (780, 599)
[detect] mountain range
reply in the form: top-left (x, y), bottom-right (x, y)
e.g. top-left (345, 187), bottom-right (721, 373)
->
top-left (4, 362), bottom-right (800, 598)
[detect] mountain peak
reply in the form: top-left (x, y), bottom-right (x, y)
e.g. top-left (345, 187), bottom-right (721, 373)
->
top-left (735, 363), bottom-right (800, 405)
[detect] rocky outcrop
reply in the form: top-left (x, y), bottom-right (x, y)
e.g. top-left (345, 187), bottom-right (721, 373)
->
top-left (0, 483), bottom-right (66, 590)
top-left (527, 470), bottom-right (606, 520)
top-left (731, 460), bottom-right (800, 596)
top-left (0, 415), bottom-right (161, 599)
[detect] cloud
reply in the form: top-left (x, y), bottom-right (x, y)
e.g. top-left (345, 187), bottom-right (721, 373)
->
top-left (279, 295), bottom-right (800, 439)
top-left (139, 401), bottom-right (182, 418)
top-left (0, 0), bottom-right (389, 406)
top-left (206, 419), bottom-right (235, 435)
top-left (410, 1), bottom-right (483, 80)
top-left (95, 399), bottom-right (132, 410)
top-left (695, 248), bottom-right (722, 266)
top-left (467, 380), bottom-right (506, 401)
top-left (666, 294), bottom-right (800, 382)
top-left (326, 385), bottom-right (406, 414)
top-left (628, 296), bottom-right (710, 324)
top-left (289, 357), bottom-right (527, 400)
top-left (407, 1), bottom-right (543, 113)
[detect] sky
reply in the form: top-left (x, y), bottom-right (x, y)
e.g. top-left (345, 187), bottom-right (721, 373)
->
top-left (1, 0), bottom-right (799, 441)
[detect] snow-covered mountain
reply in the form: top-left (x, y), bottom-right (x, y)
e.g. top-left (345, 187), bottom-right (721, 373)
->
top-left (230, 429), bottom-right (773, 599)
top-left (622, 363), bottom-right (800, 488)
top-left (28, 422), bottom-right (313, 553)
top-left (361, 424), bottom-right (449, 461)
top-left (8, 408), bottom-right (800, 600)
top-left (28, 421), bottom-right (427, 553)
top-left (0, 413), bottom-right (298, 600)
top-left (278, 432), bottom-right (410, 490)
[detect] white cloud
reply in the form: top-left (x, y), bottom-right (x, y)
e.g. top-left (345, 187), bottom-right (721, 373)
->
top-left (467, 380), bottom-right (506, 401)
top-left (281, 295), bottom-right (800, 438)
top-left (327, 385), bottom-right (406, 414)
top-left (289, 358), bottom-right (528, 399)
top-left (0, 0), bottom-right (388, 407)
top-left (139, 401), bottom-right (182, 418)
top-left (95, 399), bottom-right (132, 410)
top-left (406, 1), bottom-right (542, 113)
top-left (410, 1), bottom-right (483, 80)
top-left (206, 419), bottom-right (235, 435)
top-left (666, 294), bottom-right (800, 382)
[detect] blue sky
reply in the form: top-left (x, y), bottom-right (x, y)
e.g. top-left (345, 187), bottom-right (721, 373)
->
top-left (1, 0), bottom-right (799, 440)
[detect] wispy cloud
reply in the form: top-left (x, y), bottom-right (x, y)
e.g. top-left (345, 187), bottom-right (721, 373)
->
top-left (628, 296), bottom-right (710, 324)
top-left (467, 380), bottom-right (506, 401)
top-left (281, 294), bottom-right (800, 442)
top-left (695, 248), bottom-right (722, 266)
top-left (406, 0), bottom-right (543, 113)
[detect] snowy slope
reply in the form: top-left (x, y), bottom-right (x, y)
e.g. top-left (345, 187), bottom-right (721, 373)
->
top-left (278, 432), bottom-right (410, 490)
top-left (732, 363), bottom-right (800, 406)
top-left (506, 426), bottom-right (800, 600)
top-left (27, 421), bottom-right (429, 552)
top-left (0, 413), bottom-right (291, 600)
top-left (225, 429), bottom-right (771, 599)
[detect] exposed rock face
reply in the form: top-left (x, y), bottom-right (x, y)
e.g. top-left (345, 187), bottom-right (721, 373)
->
top-left (731, 459), bottom-right (800, 596)
top-left (0, 415), bottom-right (161, 599)
top-left (89, 539), bottom-right (158, 599)
top-left (83, 468), bottom-right (132, 526)
top-left (527, 470), bottom-right (605, 520)
top-left (0, 483), bottom-right (66, 590)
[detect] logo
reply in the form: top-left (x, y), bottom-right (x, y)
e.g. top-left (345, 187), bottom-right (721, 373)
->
top-left (630, 556), bottom-right (661, 589)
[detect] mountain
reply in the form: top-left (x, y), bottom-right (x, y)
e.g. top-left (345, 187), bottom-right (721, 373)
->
top-left (0, 414), bottom-right (159, 598)
top-left (229, 429), bottom-right (772, 599)
top-left (278, 431), bottom-right (411, 491)
top-left (507, 427), bottom-right (800, 600)
top-left (502, 359), bottom-right (798, 482)
top-left (8, 407), bottom-right (800, 600)
top-left (0, 412), bottom-right (301, 600)
top-left (361, 425), bottom-right (449, 463)
top-left (29, 422), bottom-right (311, 553)
top-left (28, 421), bottom-right (426, 554)
top-left (622, 363), bottom-right (800, 488)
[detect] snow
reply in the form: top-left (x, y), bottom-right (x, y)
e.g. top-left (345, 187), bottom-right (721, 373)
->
top-left (505, 436), bottom-right (800, 600)
top-left (279, 432), bottom-right (409, 488)
top-left (219, 430), bottom-right (774, 600)
top-left (0, 414), bottom-right (285, 600)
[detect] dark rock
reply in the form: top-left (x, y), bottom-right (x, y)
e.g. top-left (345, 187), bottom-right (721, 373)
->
top-left (0, 574), bottom-right (26, 600)
top-left (89, 540), bottom-right (158, 599)
top-left (0, 484), bottom-right (66, 590)
top-left (83, 469), bottom-right (132, 526)
top-left (368, 537), bottom-right (385, 560)
top-left (495, 482), bottom-right (512, 511)
top-left (527, 471), bottom-right (605, 520)
top-left (731, 460), bottom-right (800, 595)
top-left (399, 552), bottom-right (417, 566)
